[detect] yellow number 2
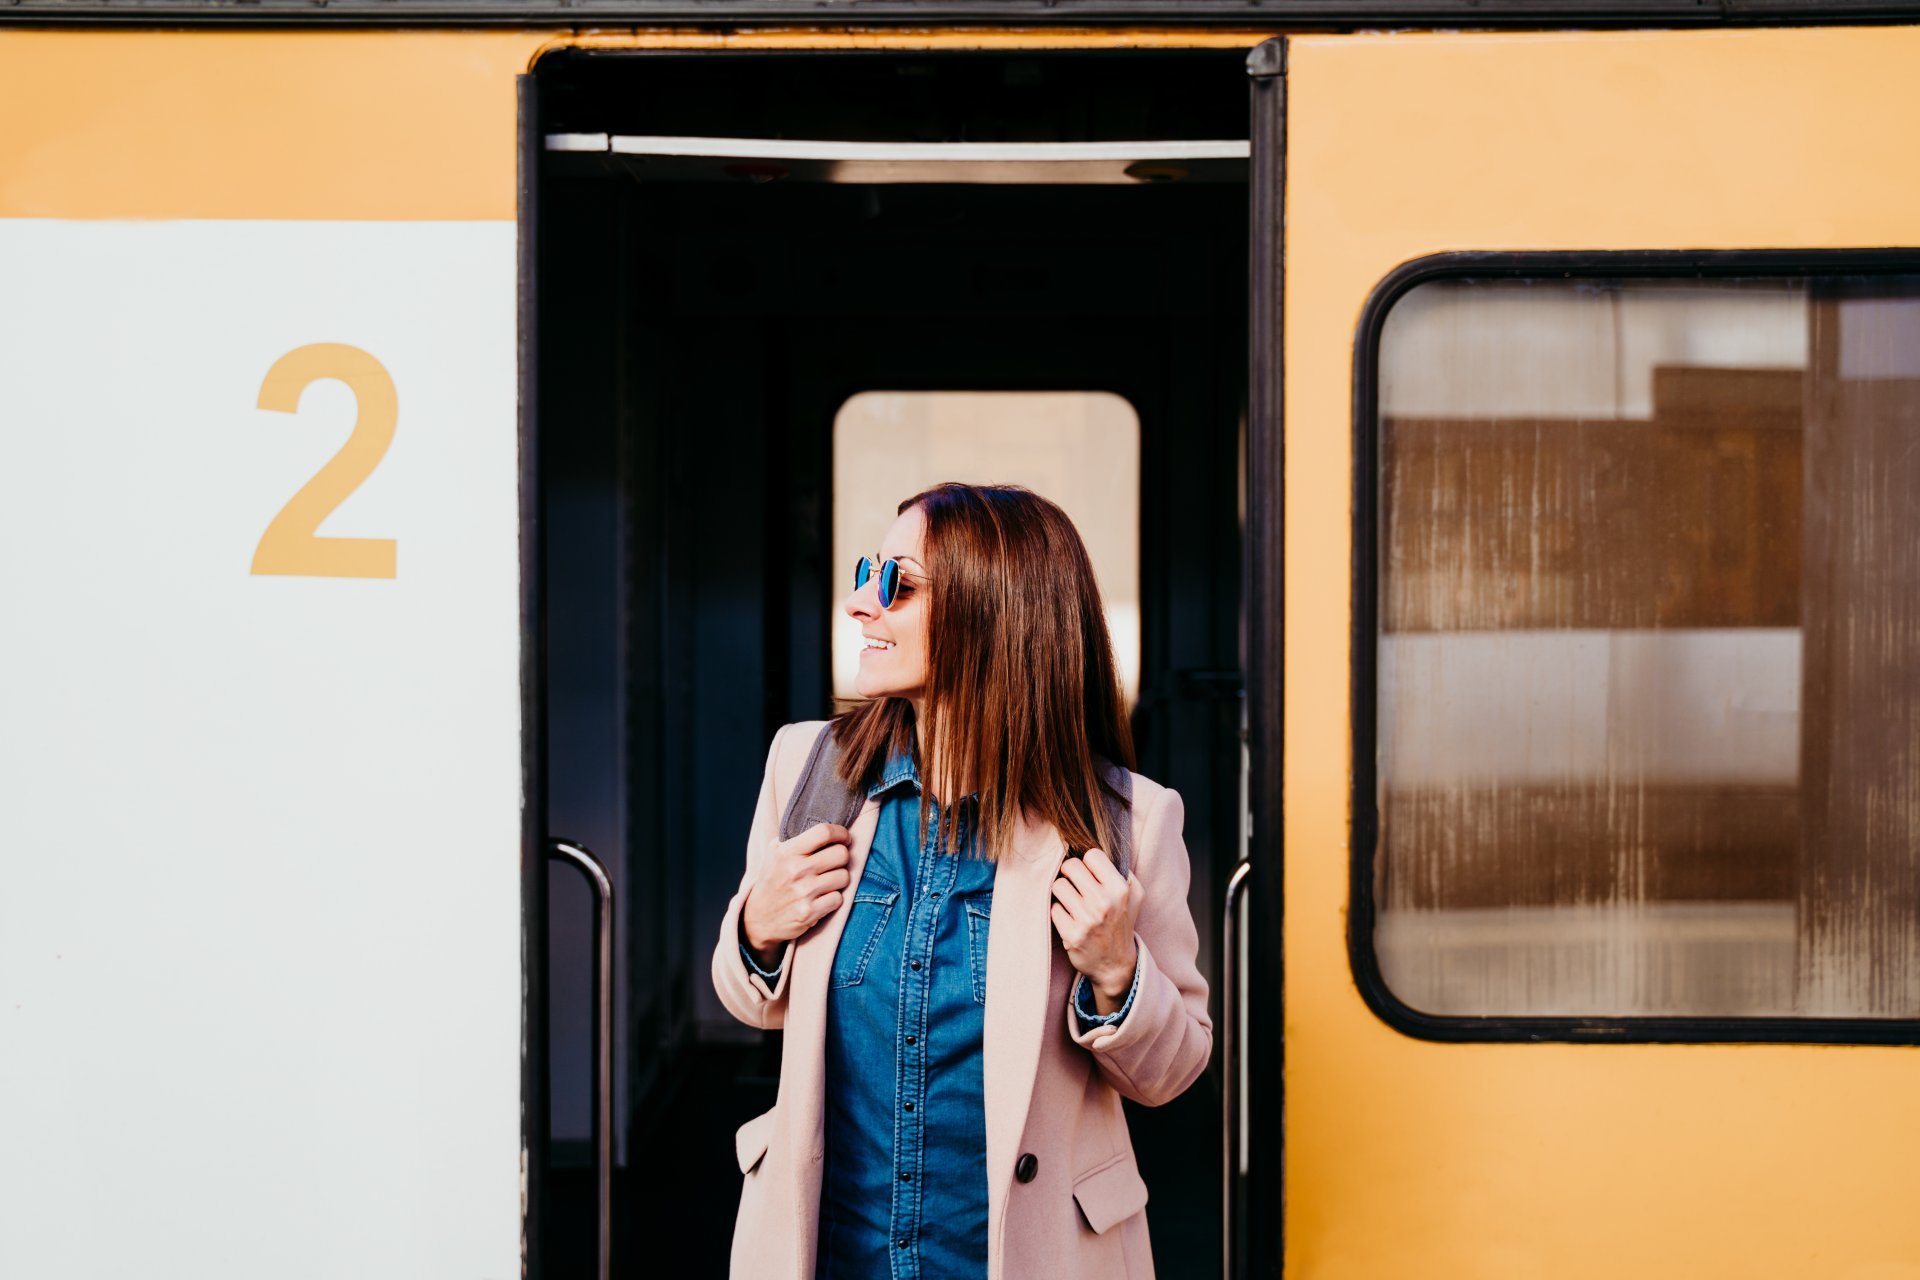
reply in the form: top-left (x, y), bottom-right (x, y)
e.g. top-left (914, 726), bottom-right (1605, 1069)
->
top-left (252, 343), bottom-right (398, 579)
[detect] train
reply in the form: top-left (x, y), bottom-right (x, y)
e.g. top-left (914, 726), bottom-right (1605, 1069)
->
top-left (4, 3), bottom-right (1919, 1277)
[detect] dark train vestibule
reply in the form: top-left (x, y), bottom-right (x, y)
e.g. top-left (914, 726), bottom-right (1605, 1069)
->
top-left (531, 49), bottom-right (1251, 1279)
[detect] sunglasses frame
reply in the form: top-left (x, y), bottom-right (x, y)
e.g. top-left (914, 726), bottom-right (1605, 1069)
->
top-left (854, 555), bottom-right (911, 608)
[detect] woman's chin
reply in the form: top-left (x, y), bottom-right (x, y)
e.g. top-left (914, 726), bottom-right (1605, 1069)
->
top-left (854, 672), bottom-right (918, 702)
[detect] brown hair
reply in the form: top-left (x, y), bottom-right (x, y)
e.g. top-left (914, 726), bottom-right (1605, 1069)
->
top-left (832, 482), bottom-right (1135, 861)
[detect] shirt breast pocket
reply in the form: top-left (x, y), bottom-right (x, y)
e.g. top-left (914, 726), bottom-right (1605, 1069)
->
top-left (965, 896), bottom-right (993, 1006)
top-left (830, 878), bottom-right (899, 990)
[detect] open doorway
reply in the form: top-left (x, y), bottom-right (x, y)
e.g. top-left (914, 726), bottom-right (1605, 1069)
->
top-left (534, 48), bottom-right (1249, 1278)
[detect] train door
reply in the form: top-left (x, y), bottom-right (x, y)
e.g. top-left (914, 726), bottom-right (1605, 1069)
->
top-left (1268, 27), bottom-right (1920, 1278)
top-left (533, 47), bottom-right (1251, 1279)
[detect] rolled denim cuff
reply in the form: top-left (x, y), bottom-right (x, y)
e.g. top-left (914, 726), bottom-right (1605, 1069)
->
top-left (1071, 957), bottom-right (1141, 1032)
top-left (737, 914), bottom-right (786, 982)
top-left (740, 942), bottom-right (784, 983)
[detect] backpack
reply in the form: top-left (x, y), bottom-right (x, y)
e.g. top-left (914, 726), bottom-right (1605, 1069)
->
top-left (776, 720), bottom-right (1135, 877)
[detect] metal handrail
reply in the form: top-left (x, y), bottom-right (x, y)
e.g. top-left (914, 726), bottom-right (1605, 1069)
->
top-left (1222, 858), bottom-right (1253, 1280)
top-left (548, 839), bottom-right (614, 1280)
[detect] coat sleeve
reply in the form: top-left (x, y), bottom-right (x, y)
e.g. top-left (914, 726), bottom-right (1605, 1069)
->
top-left (710, 723), bottom-right (797, 1029)
top-left (1065, 782), bottom-right (1214, 1106)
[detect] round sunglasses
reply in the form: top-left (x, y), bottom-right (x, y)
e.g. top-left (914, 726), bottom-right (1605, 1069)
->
top-left (853, 555), bottom-right (920, 609)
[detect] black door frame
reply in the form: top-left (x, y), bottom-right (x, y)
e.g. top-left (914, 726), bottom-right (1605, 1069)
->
top-left (520, 44), bottom-right (1285, 1279)
top-left (1244, 34), bottom-right (1287, 1280)
top-left (517, 70), bottom-right (554, 1280)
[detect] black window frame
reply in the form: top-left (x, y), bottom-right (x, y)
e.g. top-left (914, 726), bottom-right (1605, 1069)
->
top-left (1349, 247), bottom-right (1920, 1046)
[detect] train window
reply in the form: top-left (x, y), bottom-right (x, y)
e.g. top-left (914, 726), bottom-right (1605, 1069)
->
top-left (832, 391), bottom-right (1141, 708)
top-left (1365, 266), bottom-right (1920, 1026)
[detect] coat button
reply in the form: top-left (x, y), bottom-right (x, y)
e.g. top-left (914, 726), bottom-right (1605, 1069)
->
top-left (1015, 1153), bottom-right (1039, 1183)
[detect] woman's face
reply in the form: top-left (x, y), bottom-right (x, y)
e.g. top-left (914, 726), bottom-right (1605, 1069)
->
top-left (844, 504), bottom-right (931, 703)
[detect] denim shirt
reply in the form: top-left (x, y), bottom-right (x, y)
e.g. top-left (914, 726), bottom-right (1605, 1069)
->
top-left (741, 748), bottom-right (1138, 1280)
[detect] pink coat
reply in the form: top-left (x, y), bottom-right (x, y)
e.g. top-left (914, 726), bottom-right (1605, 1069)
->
top-left (711, 720), bottom-right (1213, 1280)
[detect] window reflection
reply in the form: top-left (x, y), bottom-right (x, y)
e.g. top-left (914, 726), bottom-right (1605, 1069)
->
top-left (833, 391), bottom-right (1140, 708)
top-left (1375, 275), bottom-right (1920, 1019)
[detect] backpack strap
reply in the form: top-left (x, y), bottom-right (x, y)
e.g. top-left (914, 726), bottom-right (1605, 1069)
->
top-left (777, 722), bottom-right (866, 842)
top-left (778, 720), bottom-right (1136, 878)
top-left (1081, 757), bottom-right (1135, 881)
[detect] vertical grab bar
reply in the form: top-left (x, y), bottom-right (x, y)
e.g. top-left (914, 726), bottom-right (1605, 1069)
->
top-left (1222, 859), bottom-right (1253, 1280)
top-left (548, 839), bottom-right (614, 1280)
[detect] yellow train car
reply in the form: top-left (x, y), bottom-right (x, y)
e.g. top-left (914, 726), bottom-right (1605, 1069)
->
top-left (4, 5), bottom-right (1919, 1279)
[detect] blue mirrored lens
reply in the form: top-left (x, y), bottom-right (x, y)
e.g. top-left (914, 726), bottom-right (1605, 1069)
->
top-left (878, 559), bottom-right (899, 608)
top-left (855, 556), bottom-right (873, 591)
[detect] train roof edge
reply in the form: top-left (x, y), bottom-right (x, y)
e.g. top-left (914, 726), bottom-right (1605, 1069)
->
top-left (5, 0), bottom-right (1920, 30)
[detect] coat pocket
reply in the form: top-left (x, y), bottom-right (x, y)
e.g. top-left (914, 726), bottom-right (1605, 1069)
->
top-left (1071, 1153), bottom-right (1149, 1234)
top-left (734, 1107), bottom-right (776, 1176)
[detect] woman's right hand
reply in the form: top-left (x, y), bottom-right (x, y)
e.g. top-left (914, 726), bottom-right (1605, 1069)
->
top-left (740, 823), bottom-right (854, 968)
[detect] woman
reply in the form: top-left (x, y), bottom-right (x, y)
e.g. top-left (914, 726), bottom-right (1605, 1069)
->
top-left (711, 482), bottom-right (1212, 1280)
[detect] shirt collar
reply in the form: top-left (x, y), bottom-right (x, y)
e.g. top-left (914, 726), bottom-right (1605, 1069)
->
top-left (868, 746), bottom-right (921, 799)
top-left (866, 746), bottom-right (980, 806)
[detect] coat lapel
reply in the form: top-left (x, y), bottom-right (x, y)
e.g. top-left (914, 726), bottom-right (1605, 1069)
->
top-left (784, 794), bottom-right (880, 1275)
top-left (982, 809), bottom-right (1068, 1266)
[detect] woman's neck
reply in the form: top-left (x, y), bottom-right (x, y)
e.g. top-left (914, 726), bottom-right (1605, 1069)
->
top-left (909, 698), bottom-right (975, 800)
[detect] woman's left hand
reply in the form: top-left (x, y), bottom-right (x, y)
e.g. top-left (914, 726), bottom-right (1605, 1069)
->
top-left (1051, 848), bottom-right (1145, 1011)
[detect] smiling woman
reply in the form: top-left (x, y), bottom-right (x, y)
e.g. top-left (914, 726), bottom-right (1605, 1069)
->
top-left (712, 481), bottom-right (1213, 1280)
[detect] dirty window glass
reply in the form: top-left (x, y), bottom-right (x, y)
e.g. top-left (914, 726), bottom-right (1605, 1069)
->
top-left (1373, 274), bottom-right (1920, 1019)
top-left (833, 391), bottom-right (1140, 708)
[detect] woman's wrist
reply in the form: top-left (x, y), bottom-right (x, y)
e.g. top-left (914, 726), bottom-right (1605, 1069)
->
top-left (738, 903), bottom-right (783, 969)
top-left (1092, 943), bottom-right (1138, 1003)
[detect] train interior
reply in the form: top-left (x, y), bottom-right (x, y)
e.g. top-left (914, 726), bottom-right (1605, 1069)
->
top-left (534, 50), bottom-right (1251, 1278)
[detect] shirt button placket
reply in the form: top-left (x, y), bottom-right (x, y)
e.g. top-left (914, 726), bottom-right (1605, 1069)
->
top-left (893, 802), bottom-right (943, 1279)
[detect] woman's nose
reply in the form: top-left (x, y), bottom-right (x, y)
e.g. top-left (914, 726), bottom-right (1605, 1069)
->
top-left (844, 586), bottom-right (876, 620)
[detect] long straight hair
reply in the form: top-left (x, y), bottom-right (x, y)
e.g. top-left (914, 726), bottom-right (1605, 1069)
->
top-left (832, 482), bottom-right (1136, 862)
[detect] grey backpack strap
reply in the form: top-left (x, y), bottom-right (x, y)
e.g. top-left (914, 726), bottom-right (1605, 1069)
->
top-left (1095, 759), bottom-right (1135, 880)
top-left (1068, 757), bottom-right (1135, 879)
top-left (778, 722), bottom-right (866, 841)
top-left (779, 725), bottom-right (1133, 874)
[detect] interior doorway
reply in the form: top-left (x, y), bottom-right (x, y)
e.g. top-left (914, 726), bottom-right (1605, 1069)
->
top-left (533, 48), bottom-right (1249, 1278)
